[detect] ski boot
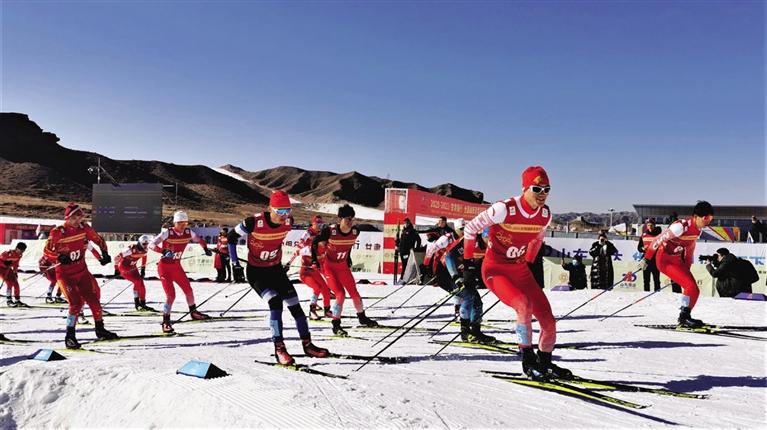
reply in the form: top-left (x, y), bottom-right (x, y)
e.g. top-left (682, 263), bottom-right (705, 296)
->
top-left (274, 340), bottom-right (295, 365)
top-left (161, 314), bottom-right (175, 334)
top-left (94, 320), bottom-right (118, 340)
top-left (54, 296), bottom-right (67, 304)
top-left (302, 338), bottom-right (330, 358)
top-left (454, 304), bottom-right (461, 321)
top-left (324, 306), bottom-right (333, 318)
top-left (189, 304), bottom-right (211, 320)
top-left (521, 347), bottom-right (546, 381)
top-left (134, 297), bottom-right (142, 310)
top-left (308, 303), bottom-right (322, 320)
top-left (537, 350), bottom-right (572, 379)
top-left (468, 322), bottom-right (497, 344)
top-left (357, 311), bottom-right (378, 327)
top-left (65, 327), bottom-right (81, 349)
top-left (459, 318), bottom-right (471, 342)
top-left (331, 319), bottom-right (348, 337)
top-left (138, 300), bottom-right (157, 312)
top-left (677, 306), bottom-right (704, 329)
top-left (14, 299), bottom-right (29, 308)
top-left (45, 295), bottom-right (55, 304)
top-left (6, 298), bottom-right (16, 308)
top-left (79, 313), bottom-right (90, 325)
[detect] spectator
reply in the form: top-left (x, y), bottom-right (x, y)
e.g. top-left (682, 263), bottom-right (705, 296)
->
top-left (396, 218), bottom-right (422, 277)
top-left (705, 248), bottom-right (756, 297)
top-left (589, 232), bottom-right (618, 289)
top-left (528, 243), bottom-right (552, 289)
top-left (427, 216), bottom-right (456, 237)
top-left (561, 254), bottom-right (587, 290)
top-left (749, 216), bottom-right (765, 243)
top-left (214, 228), bottom-right (231, 282)
top-left (637, 218), bottom-right (662, 291)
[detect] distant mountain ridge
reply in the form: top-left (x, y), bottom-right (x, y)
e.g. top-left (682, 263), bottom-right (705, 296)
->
top-left (0, 113), bottom-right (484, 215)
top-left (220, 164), bottom-right (485, 208)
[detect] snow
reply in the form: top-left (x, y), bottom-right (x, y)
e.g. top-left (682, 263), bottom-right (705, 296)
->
top-left (2, 273), bottom-right (766, 428)
top-left (304, 203), bottom-right (384, 221)
top-left (211, 167), bottom-right (302, 203)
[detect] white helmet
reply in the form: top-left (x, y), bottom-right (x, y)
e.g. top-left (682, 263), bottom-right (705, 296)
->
top-left (173, 211), bottom-right (189, 223)
top-left (138, 234), bottom-right (153, 249)
top-left (454, 219), bottom-right (465, 230)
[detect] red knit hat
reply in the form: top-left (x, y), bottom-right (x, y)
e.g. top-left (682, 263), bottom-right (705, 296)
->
top-left (269, 190), bottom-right (291, 209)
top-left (64, 203), bottom-right (83, 219)
top-left (521, 166), bottom-right (550, 189)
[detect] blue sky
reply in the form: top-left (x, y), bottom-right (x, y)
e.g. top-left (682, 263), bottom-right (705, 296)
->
top-left (2, 1), bottom-right (764, 212)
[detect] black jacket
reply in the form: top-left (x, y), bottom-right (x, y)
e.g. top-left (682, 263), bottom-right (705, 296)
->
top-left (706, 254), bottom-right (749, 297)
top-left (397, 225), bottom-right (422, 256)
top-left (589, 240), bottom-right (618, 289)
top-left (562, 261), bottom-right (587, 290)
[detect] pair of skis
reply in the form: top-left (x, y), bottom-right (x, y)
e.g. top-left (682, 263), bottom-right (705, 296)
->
top-left (637, 324), bottom-right (766, 341)
top-left (483, 370), bottom-right (708, 410)
top-left (255, 351), bottom-right (408, 379)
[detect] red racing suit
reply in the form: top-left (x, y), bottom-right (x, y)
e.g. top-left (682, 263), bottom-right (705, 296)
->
top-left (644, 217), bottom-right (703, 309)
top-left (464, 196), bottom-right (556, 352)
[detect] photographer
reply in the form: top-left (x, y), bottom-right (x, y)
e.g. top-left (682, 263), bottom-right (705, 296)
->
top-left (589, 232), bottom-right (618, 290)
top-left (704, 248), bottom-right (756, 297)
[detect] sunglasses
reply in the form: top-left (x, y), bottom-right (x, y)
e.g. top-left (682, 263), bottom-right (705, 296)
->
top-left (274, 208), bottom-right (292, 216)
top-left (530, 185), bottom-right (551, 194)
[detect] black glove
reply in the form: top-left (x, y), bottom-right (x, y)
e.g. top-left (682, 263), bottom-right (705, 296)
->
top-left (283, 263), bottom-right (290, 273)
top-left (204, 248), bottom-right (213, 257)
top-left (99, 254), bottom-right (111, 266)
top-left (58, 254), bottom-right (72, 264)
top-left (455, 275), bottom-right (465, 290)
top-left (140, 267), bottom-right (146, 278)
top-left (161, 249), bottom-right (174, 259)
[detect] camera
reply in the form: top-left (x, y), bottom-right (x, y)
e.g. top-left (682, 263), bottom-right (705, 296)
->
top-left (698, 254), bottom-right (718, 263)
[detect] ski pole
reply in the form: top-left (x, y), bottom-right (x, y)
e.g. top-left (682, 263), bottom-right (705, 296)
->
top-left (599, 284), bottom-right (671, 322)
top-left (363, 284), bottom-right (406, 311)
top-left (372, 287), bottom-right (463, 348)
top-left (225, 286), bottom-right (251, 298)
top-left (219, 287), bottom-right (252, 317)
top-left (102, 281), bottom-right (132, 307)
top-left (557, 269), bottom-right (642, 321)
top-left (389, 285), bottom-right (426, 315)
top-left (431, 298), bottom-right (502, 358)
top-left (23, 263), bottom-right (61, 282)
top-left (430, 290), bottom-right (491, 338)
top-left (173, 282), bottom-right (233, 323)
top-left (357, 289), bottom-right (462, 371)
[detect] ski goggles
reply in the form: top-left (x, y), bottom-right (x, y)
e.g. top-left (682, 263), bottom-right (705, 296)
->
top-left (273, 208), bottom-right (292, 216)
top-left (529, 185), bottom-right (551, 195)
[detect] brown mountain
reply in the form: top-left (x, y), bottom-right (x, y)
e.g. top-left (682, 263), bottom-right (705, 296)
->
top-left (0, 113), bottom-right (269, 213)
top-left (0, 113), bottom-right (485, 222)
top-left (221, 164), bottom-right (485, 208)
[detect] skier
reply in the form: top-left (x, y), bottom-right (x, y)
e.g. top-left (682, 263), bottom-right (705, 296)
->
top-left (286, 215), bottom-right (332, 319)
top-left (286, 239), bottom-right (332, 320)
top-left (150, 210), bottom-right (212, 334)
top-left (227, 190), bottom-right (329, 365)
top-left (40, 250), bottom-right (66, 304)
top-left (115, 235), bottom-right (154, 311)
top-left (311, 204), bottom-right (378, 337)
top-left (424, 230), bottom-right (462, 319)
top-left (464, 166), bottom-right (571, 380)
top-left (1, 242), bottom-right (27, 307)
top-left (44, 203), bottom-right (118, 348)
top-left (641, 201), bottom-right (714, 328)
top-left (436, 220), bottom-right (496, 343)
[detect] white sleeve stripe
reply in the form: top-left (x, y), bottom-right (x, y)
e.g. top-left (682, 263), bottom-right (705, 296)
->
top-left (235, 224), bottom-right (249, 237)
top-left (151, 229), bottom-right (169, 247)
top-left (464, 201), bottom-right (507, 237)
